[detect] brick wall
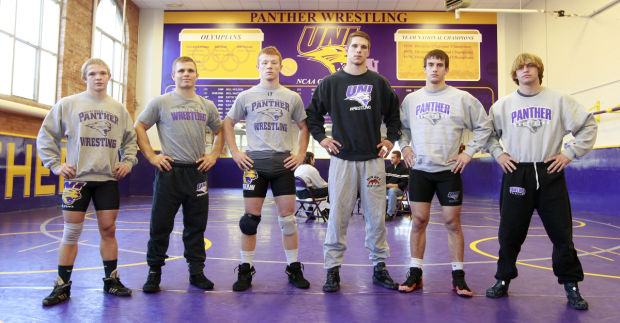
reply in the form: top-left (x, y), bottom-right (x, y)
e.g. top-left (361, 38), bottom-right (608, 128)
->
top-left (0, 0), bottom-right (140, 137)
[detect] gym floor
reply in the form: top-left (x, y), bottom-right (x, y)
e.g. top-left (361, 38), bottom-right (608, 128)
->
top-left (1, 188), bottom-right (619, 322)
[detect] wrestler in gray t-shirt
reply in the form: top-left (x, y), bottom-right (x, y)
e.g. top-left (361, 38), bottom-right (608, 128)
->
top-left (227, 85), bottom-right (306, 159)
top-left (138, 91), bottom-right (222, 163)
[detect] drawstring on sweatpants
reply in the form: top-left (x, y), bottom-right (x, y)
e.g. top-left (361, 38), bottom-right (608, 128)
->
top-left (533, 163), bottom-right (540, 190)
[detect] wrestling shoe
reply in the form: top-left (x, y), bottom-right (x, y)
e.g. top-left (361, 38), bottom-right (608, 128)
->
top-left (286, 262), bottom-right (310, 289)
top-left (398, 267), bottom-right (423, 293)
top-left (232, 263), bottom-right (255, 292)
top-left (322, 266), bottom-right (340, 292)
top-left (564, 282), bottom-right (588, 310)
top-left (486, 279), bottom-right (510, 298)
top-left (451, 270), bottom-right (473, 297)
top-left (103, 269), bottom-right (132, 296)
top-left (190, 272), bottom-right (214, 290)
top-left (372, 262), bottom-right (398, 290)
top-left (42, 276), bottom-right (71, 306)
top-left (142, 269), bottom-right (161, 293)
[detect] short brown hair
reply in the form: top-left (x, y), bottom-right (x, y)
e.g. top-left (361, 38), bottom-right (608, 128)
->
top-left (172, 56), bottom-right (197, 72)
top-left (346, 31), bottom-right (371, 48)
top-left (303, 151), bottom-right (315, 164)
top-left (257, 46), bottom-right (282, 65)
top-left (510, 53), bottom-right (544, 85)
top-left (81, 58), bottom-right (110, 79)
top-left (391, 151), bottom-right (401, 158)
top-left (424, 49), bottom-right (449, 69)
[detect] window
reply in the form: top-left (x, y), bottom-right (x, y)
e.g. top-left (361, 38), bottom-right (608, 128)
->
top-left (93, 0), bottom-right (127, 103)
top-left (0, 0), bottom-right (61, 105)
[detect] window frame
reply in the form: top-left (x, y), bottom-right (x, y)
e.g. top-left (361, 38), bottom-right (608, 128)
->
top-left (0, 0), bottom-right (62, 105)
top-left (92, 0), bottom-right (128, 104)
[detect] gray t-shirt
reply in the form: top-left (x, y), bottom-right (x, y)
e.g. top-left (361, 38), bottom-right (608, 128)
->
top-left (227, 85), bottom-right (306, 154)
top-left (138, 91), bottom-right (222, 162)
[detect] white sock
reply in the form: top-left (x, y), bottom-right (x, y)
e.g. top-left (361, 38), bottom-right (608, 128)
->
top-left (410, 258), bottom-right (423, 268)
top-left (451, 262), bottom-right (464, 271)
top-left (284, 249), bottom-right (298, 265)
top-left (240, 250), bottom-right (255, 266)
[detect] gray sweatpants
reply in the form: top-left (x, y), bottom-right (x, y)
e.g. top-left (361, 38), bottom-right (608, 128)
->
top-left (324, 156), bottom-right (390, 269)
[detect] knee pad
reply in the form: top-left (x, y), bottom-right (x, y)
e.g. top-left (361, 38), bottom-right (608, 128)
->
top-left (61, 222), bottom-right (84, 244)
top-left (239, 213), bottom-right (261, 235)
top-left (278, 214), bottom-right (297, 236)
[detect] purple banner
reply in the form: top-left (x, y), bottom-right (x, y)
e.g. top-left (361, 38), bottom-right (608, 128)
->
top-left (162, 11), bottom-right (498, 116)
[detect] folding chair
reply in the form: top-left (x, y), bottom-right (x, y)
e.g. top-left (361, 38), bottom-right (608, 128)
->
top-left (395, 187), bottom-right (411, 217)
top-left (294, 177), bottom-right (328, 222)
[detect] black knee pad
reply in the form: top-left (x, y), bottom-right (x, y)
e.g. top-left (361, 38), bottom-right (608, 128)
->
top-left (239, 213), bottom-right (261, 235)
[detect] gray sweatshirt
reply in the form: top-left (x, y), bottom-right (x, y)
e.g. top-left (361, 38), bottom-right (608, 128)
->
top-left (37, 91), bottom-right (138, 181)
top-left (399, 86), bottom-right (493, 172)
top-left (486, 88), bottom-right (597, 162)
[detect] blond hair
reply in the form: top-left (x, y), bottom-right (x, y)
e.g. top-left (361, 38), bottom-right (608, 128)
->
top-left (81, 58), bottom-right (110, 79)
top-left (510, 53), bottom-right (544, 85)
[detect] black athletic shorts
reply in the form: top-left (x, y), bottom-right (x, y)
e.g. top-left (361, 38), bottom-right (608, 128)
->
top-left (242, 154), bottom-right (295, 198)
top-left (61, 180), bottom-right (120, 212)
top-left (409, 169), bottom-right (463, 206)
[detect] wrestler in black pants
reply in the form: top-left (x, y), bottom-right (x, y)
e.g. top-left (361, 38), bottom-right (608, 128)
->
top-left (146, 163), bottom-right (209, 275)
top-left (495, 162), bottom-right (584, 284)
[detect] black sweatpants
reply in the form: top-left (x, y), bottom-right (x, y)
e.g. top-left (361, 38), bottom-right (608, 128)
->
top-left (495, 162), bottom-right (584, 284)
top-left (146, 163), bottom-right (209, 274)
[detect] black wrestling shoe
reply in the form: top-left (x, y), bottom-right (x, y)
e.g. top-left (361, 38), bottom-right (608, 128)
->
top-left (372, 262), bottom-right (398, 290)
top-left (486, 279), bottom-right (510, 298)
top-left (190, 272), bottom-right (214, 290)
top-left (451, 270), bottom-right (473, 297)
top-left (142, 269), bottom-right (161, 293)
top-left (564, 282), bottom-right (588, 310)
top-left (103, 269), bottom-right (132, 296)
top-left (322, 266), bottom-right (340, 292)
top-left (42, 276), bottom-right (71, 306)
top-left (398, 267), bottom-right (423, 293)
top-left (232, 263), bottom-right (256, 292)
top-left (286, 262), bottom-right (310, 289)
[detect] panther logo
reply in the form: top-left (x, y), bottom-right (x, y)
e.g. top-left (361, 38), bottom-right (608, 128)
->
top-left (300, 45), bottom-right (348, 74)
top-left (243, 169), bottom-right (258, 185)
top-left (447, 191), bottom-right (461, 202)
top-left (515, 118), bottom-right (544, 133)
top-left (85, 120), bottom-right (112, 136)
top-left (257, 108), bottom-right (284, 121)
top-left (196, 181), bottom-right (208, 197)
top-left (420, 112), bottom-right (443, 125)
top-left (346, 91), bottom-right (371, 108)
top-left (62, 182), bottom-right (86, 206)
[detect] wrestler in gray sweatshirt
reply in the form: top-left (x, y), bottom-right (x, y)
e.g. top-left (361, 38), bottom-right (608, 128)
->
top-left (37, 92), bottom-right (138, 181)
top-left (486, 88), bottom-right (597, 162)
top-left (399, 86), bottom-right (492, 173)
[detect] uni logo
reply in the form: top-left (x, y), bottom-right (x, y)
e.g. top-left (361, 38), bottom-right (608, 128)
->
top-left (297, 26), bottom-right (360, 73)
top-left (62, 182), bottom-right (87, 205)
